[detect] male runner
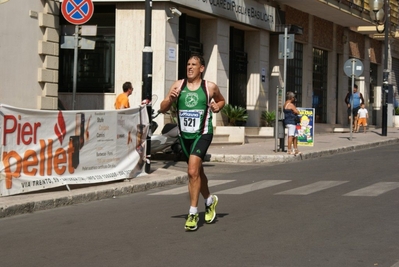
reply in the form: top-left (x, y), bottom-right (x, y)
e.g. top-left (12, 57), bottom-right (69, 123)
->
top-left (160, 54), bottom-right (225, 231)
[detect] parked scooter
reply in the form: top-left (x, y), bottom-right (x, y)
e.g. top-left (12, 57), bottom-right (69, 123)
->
top-left (143, 95), bottom-right (181, 158)
top-left (150, 111), bottom-right (181, 157)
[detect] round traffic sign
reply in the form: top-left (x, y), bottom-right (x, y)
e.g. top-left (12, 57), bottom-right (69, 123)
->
top-left (61, 0), bottom-right (94, 25)
top-left (343, 58), bottom-right (364, 78)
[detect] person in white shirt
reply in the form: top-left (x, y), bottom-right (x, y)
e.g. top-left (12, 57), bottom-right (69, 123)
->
top-left (355, 103), bottom-right (368, 133)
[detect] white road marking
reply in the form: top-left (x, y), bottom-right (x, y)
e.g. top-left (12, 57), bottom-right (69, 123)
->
top-left (149, 180), bottom-right (235, 195)
top-left (213, 180), bottom-right (291, 195)
top-left (275, 181), bottom-right (348, 195)
top-left (343, 182), bottom-right (399, 197)
top-left (150, 179), bottom-right (399, 198)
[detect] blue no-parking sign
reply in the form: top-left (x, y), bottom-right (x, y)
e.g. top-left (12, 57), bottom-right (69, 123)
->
top-left (61, 0), bottom-right (94, 25)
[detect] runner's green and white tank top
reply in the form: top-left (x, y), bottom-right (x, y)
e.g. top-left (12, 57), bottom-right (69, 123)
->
top-left (177, 79), bottom-right (213, 139)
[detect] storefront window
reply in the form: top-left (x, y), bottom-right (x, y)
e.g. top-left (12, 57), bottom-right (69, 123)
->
top-left (229, 27), bottom-right (247, 109)
top-left (313, 48), bottom-right (328, 123)
top-left (59, 5), bottom-right (115, 93)
top-left (178, 15), bottom-right (203, 80)
top-left (287, 42), bottom-right (303, 107)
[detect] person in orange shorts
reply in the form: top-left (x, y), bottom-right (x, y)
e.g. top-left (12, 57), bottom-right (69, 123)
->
top-left (355, 103), bottom-right (368, 133)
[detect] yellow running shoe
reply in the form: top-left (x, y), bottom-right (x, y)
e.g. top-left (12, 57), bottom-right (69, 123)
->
top-left (185, 213), bottom-right (199, 231)
top-left (205, 195), bottom-right (218, 223)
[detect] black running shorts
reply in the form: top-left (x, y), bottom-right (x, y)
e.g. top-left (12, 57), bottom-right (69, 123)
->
top-left (180, 134), bottom-right (213, 162)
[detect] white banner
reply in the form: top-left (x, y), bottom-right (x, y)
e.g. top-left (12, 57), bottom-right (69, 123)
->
top-left (0, 104), bottom-right (149, 196)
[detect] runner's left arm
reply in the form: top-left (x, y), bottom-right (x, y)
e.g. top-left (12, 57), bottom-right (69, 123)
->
top-left (209, 82), bottom-right (225, 113)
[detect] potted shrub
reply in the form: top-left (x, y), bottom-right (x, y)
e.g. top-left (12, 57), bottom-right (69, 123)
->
top-left (261, 110), bottom-right (276, 127)
top-left (221, 104), bottom-right (248, 126)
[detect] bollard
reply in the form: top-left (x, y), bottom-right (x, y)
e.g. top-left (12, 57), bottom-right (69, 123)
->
top-left (278, 119), bottom-right (286, 152)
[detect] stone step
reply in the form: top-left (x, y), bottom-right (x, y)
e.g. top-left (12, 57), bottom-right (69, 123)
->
top-left (245, 135), bottom-right (273, 143)
top-left (333, 127), bottom-right (351, 133)
top-left (213, 134), bottom-right (229, 142)
top-left (245, 127), bottom-right (275, 136)
top-left (210, 141), bottom-right (243, 147)
top-left (333, 125), bottom-right (377, 133)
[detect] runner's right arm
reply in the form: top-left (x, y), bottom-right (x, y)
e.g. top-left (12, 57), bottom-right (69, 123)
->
top-left (159, 80), bottom-right (182, 113)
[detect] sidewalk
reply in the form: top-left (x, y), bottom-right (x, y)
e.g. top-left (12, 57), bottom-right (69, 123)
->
top-left (207, 127), bottom-right (399, 163)
top-left (1, 127), bottom-right (398, 219)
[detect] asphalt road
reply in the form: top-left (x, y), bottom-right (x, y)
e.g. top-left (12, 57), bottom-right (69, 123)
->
top-left (1, 145), bottom-right (398, 267)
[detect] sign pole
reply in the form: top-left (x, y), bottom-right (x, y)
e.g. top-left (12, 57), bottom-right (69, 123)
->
top-left (282, 27), bottom-right (288, 109)
top-left (277, 30), bottom-right (294, 151)
top-left (343, 58), bottom-right (363, 141)
top-left (350, 59), bottom-right (355, 140)
top-left (61, 0), bottom-right (94, 110)
top-left (72, 25), bottom-right (79, 110)
top-left (279, 27), bottom-right (289, 152)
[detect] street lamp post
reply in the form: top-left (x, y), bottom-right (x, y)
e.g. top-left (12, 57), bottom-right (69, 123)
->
top-left (142, 0), bottom-right (153, 172)
top-left (370, 0), bottom-right (390, 136)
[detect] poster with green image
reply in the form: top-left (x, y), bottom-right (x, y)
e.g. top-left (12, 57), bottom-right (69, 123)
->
top-left (297, 108), bottom-right (315, 146)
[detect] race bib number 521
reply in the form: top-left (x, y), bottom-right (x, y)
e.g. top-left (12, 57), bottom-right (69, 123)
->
top-left (179, 110), bottom-right (203, 133)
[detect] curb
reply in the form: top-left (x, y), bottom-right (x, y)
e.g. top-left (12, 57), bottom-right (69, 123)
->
top-left (0, 168), bottom-right (188, 219)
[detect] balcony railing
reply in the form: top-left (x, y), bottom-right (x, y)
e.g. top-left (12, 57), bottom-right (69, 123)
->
top-left (333, 0), bottom-right (369, 13)
top-left (332, 0), bottom-right (398, 33)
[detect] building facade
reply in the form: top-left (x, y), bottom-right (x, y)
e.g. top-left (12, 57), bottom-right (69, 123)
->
top-left (1, 0), bottom-right (398, 130)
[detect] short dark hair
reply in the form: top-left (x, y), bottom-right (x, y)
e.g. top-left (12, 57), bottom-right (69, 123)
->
top-left (122, 82), bottom-right (132, 92)
top-left (354, 84), bottom-right (358, 89)
top-left (189, 53), bottom-right (205, 67)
